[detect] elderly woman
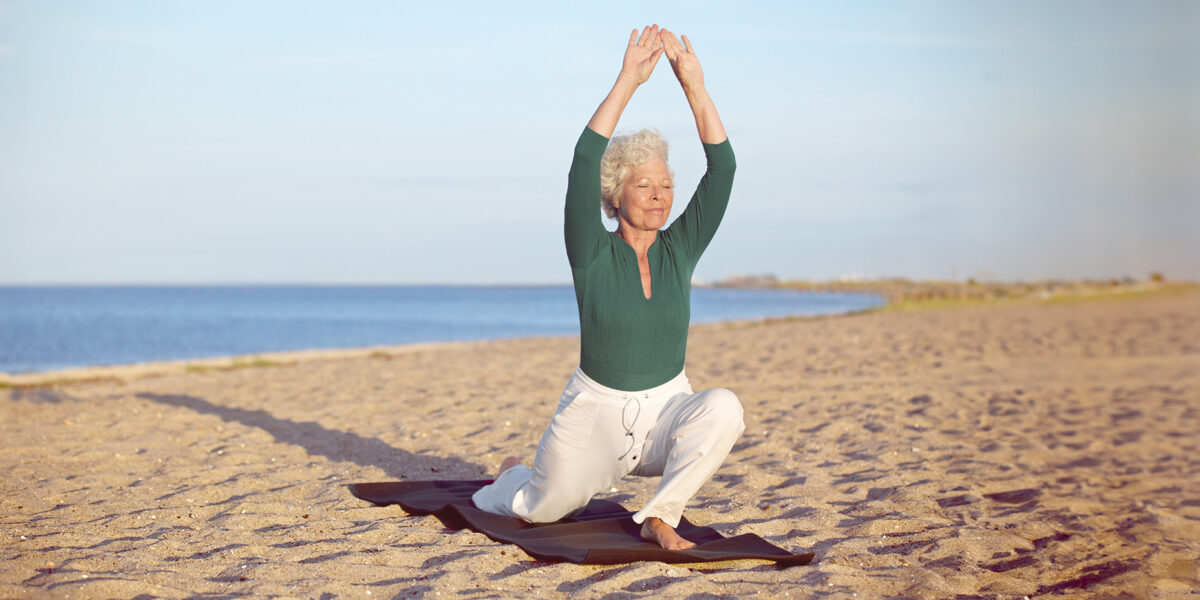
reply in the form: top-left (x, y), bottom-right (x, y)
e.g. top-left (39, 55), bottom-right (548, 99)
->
top-left (472, 25), bottom-right (742, 550)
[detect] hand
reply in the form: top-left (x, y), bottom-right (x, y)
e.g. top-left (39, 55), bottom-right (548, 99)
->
top-left (660, 29), bottom-right (704, 91)
top-left (620, 25), bottom-right (665, 85)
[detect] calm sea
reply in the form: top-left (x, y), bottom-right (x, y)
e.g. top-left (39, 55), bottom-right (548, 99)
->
top-left (0, 285), bottom-right (884, 374)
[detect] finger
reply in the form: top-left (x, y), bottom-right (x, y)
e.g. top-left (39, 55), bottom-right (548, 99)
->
top-left (650, 46), bottom-right (664, 66)
top-left (659, 32), bottom-right (676, 59)
top-left (670, 30), bottom-right (685, 50)
top-left (660, 29), bottom-right (680, 58)
top-left (647, 24), bottom-right (661, 48)
top-left (628, 28), bottom-right (639, 47)
top-left (682, 34), bottom-right (695, 54)
top-left (669, 34), bottom-right (685, 58)
top-left (638, 25), bottom-right (653, 46)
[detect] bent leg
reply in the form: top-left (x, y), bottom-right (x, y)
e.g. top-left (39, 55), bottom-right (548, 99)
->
top-left (473, 391), bottom-right (630, 523)
top-left (632, 387), bottom-right (745, 528)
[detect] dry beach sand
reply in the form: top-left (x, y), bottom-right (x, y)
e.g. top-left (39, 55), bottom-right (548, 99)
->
top-left (2, 290), bottom-right (1198, 598)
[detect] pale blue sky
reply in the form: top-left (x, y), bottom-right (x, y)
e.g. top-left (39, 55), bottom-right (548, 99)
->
top-left (2, 1), bottom-right (1197, 284)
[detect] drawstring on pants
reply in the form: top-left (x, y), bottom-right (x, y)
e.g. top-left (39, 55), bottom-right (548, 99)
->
top-left (618, 393), bottom-right (644, 461)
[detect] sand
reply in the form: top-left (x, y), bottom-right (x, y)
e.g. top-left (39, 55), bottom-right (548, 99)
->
top-left (2, 291), bottom-right (1198, 598)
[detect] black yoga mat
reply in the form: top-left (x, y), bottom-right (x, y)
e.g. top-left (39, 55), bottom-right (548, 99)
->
top-left (349, 479), bottom-right (814, 567)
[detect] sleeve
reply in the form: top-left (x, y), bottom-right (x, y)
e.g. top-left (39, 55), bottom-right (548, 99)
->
top-left (564, 127), bottom-right (611, 269)
top-left (664, 138), bottom-right (736, 265)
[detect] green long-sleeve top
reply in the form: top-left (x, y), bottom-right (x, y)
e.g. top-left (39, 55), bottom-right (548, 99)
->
top-left (565, 127), bottom-right (736, 391)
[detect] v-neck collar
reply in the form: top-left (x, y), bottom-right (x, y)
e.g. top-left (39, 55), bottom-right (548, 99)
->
top-left (613, 231), bottom-right (659, 301)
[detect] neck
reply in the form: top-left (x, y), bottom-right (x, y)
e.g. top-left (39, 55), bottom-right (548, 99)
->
top-left (615, 223), bottom-right (658, 257)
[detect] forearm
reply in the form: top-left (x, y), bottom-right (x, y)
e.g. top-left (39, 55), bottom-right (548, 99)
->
top-left (587, 72), bottom-right (641, 138)
top-left (682, 84), bottom-right (727, 145)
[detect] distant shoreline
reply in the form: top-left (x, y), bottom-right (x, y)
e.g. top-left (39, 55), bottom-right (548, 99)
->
top-left (3, 279), bottom-right (1193, 389)
top-left (0, 286), bottom-right (883, 384)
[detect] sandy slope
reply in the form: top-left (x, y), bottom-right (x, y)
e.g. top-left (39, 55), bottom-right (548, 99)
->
top-left (2, 292), bottom-right (1198, 598)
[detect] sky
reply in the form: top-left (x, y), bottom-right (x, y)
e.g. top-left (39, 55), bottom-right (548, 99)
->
top-left (2, 1), bottom-right (1197, 284)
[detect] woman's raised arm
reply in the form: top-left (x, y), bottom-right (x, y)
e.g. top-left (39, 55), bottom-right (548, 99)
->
top-left (659, 29), bottom-right (727, 145)
top-left (586, 25), bottom-right (664, 137)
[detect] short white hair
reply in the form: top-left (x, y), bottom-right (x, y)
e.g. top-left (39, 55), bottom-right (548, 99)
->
top-left (600, 129), bottom-right (672, 219)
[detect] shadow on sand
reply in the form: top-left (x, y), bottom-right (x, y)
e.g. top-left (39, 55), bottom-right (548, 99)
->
top-left (136, 392), bottom-right (484, 479)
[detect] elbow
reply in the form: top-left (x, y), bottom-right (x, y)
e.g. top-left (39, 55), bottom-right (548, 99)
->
top-left (708, 161), bottom-right (735, 179)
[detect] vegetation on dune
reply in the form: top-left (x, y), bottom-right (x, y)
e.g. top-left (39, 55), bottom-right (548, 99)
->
top-left (186, 356), bottom-right (288, 373)
top-left (713, 273), bottom-right (1197, 312)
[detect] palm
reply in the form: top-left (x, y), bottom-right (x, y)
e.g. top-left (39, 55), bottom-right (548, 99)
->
top-left (660, 30), bottom-right (704, 90)
top-left (621, 25), bottom-right (664, 84)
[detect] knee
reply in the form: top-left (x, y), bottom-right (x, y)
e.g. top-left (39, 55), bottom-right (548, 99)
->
top-left (700, 388), bottom-right (745, 434)
top-left (514, 487), bottom-right (591, 524)
top-left (518, 499), bottom-right (585, 524)
top-left (521, 506), bottom-right (574, 524)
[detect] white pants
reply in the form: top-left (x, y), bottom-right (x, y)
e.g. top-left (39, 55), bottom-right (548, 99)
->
top-left (472, 368), bottom-right (745, 528)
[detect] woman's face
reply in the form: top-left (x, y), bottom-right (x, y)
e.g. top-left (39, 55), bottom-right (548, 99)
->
top-left (615, 156), bottom-right (674, 232)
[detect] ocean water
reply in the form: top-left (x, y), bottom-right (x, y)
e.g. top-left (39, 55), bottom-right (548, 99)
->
top-left (0, 285), bottom-right (884, 374)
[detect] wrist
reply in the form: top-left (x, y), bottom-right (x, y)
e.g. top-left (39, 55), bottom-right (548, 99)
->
top-left (682, 82), bottom-right (709, 99)
top-left (616, 70), bottom-right (644, 87)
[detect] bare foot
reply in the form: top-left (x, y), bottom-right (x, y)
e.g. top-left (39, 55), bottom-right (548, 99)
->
top-left (498, 456), bottom-right (521, 477)
top-left (640, 517), bottom-right (697, 550)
